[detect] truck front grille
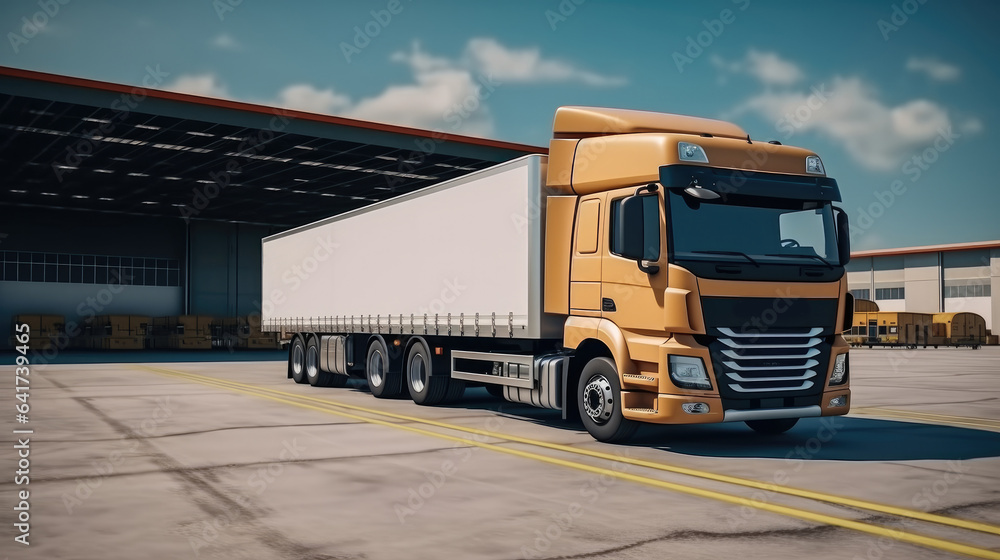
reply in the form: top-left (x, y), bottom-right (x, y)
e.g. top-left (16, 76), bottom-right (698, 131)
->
top-left (714, 327), bottom-right (825, 394)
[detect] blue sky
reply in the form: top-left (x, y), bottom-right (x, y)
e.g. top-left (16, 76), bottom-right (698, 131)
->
top-left (2, 0), bottom-right (998, 250)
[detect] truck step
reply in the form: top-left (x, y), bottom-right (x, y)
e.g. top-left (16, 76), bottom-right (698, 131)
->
top-left (624, 407), bottom-right (657, 414)
top-left (622, 373), bottom-right (658, 389)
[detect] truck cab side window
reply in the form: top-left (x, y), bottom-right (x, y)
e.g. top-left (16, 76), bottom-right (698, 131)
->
top-left (576, 199), bottom-right (601, 254)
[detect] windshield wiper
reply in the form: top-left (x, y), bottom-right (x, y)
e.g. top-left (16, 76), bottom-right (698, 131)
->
top-left (689, 250), bottom-right (760, 267)
top-left (764, 253), bottom-right (834, 269)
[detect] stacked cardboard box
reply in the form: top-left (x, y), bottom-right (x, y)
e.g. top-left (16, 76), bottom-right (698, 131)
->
top-left (150, 316), bottom-right (213, 349)
top-left (9, 314), bottom-right (64, 351)
top-left (238, 315), bottom-right (280, 349)
top-left (84, 315), bottom-right (150, 350)
top-left (211, 316), bottom-right (240, 349)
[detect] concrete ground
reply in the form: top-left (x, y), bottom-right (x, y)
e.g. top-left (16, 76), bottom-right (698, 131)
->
top-left (1, 347), bottom-right (999, 559)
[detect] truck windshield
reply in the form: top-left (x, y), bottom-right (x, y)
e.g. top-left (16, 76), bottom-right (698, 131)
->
top-left (667, 190), bottom-right (842, 266)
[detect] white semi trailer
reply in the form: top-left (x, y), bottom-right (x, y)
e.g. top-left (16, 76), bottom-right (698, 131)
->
top-left (262, 155), bottom-right (566, 402)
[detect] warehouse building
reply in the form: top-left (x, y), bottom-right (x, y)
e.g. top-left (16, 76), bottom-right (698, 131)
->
top-left (0, 66), bottom-right (543, 346)
top-left (2, 66), bottom-right (998, 349)
top-left (846, 241), bottom-right (1000, 331)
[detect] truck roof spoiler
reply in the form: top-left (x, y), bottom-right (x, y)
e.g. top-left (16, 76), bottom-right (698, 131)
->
top-left (552, 106), bottom-right (748, 140)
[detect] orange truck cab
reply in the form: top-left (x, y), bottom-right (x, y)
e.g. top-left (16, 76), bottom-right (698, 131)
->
top-left (543, 107), bottom-right (852, 440)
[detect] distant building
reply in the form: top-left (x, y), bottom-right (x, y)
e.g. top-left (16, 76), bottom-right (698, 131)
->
top-left (847, 241), bottom-right (1000, 330)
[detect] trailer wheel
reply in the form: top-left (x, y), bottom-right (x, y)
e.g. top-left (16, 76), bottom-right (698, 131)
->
top-left (406, 339), bottom-right (458, 405)
top-left (577, 357), bottom-right (638, 443)
top-left (745, 418), bottom-right (798, 434)
top-left (289, 336), bottom-right (308, 384)
top-left (367, 338), bottom-right (402, 398)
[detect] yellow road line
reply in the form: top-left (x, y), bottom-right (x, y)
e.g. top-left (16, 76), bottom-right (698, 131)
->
top-left (852, 408), bottom-right (1000, 432)
top-left (141, 365), bottom-right (1000, 559)
top-left (856, 408), bottom-right (1000, 425)
top-left (144, 366), bottom-right (1000, 537)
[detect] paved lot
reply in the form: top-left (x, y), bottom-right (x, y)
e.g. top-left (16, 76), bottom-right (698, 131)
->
top-left (1, 347), bottom-right (999, 559)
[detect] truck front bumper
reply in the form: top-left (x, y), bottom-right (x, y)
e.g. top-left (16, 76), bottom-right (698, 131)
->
top-left (621, 388), bottom-right (851, 424)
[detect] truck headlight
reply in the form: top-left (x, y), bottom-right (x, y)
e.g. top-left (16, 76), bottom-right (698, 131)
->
top-left (830, 353), bottom-right (848, 386)
top-left (669, 356), bottom-right (712, 390)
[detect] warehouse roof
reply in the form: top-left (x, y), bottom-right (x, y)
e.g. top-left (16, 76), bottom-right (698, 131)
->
top-left (851, 240), bottom-right (1000, 258)
top-left (0, 66), bottom-right (545, 227)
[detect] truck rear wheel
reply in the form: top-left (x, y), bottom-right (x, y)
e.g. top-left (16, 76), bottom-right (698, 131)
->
top-left (367, 338), bottom-right (402, 398)
top-left (406, 339), bottom-right (463, 405)
top-left (578, 357), bottom-right (638, 443)
top-left (745, 418), bottom-right (798, 434)
top-left (289, 336), bottom-right (308, 384)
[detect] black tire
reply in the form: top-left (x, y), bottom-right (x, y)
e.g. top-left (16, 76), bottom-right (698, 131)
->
top-left (444, 378), bottom-right (466, 403)
top-left (745, 418), bottom-right (799, 435)
top-left (405, 339), bottom-right (458, 406)
top-left (289, 336), bottom-right (308, 384)
top-left (485, 384), bottom-right (505, 399)
top-left (577, 357), bottom-right (638, 443)
top-left (367, 337), bottom-right (402, 398)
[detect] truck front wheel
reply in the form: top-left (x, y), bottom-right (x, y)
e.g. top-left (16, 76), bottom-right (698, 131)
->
top-left (578, 357), bottom-right (638, 443)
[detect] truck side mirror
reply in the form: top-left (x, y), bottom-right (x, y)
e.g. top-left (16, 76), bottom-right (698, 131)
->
top-left (615, 194), bottom-right (660, 274)
top-left (835, 207), bottom-right (851, 265)
top-left (616, 196), bottom-right (645, 261)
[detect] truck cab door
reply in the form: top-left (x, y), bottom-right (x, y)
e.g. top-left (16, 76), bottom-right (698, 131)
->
top-left (601, 186), bottom-right (668, 331)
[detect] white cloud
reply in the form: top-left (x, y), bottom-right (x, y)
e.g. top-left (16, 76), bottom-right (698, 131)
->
top-left (211, 33), bottom-right (242, 51)
top-left (275, 84), bottom-right (352, 115)
top-left (344, 39), bottom-right (623, 133)
top-left (347, 44), bottom-right (494, 135)
top-left (737, 77), bottom-right (954, 171)
top-left (464, 38), bottom-right (626, 87)
top-left (960, 118), bottom-right (983, 134)
top-left (906, 57), bottom-right (960, 82)
top-left (164, 38), bottom-right (621, 137)
top-left (712, 50), bottom-right (804, 86)
top-left (164, 73), bottom-right (229, 98)
top-left (721, 49), bottom-right (982, 172)
top-left (745, 50), bottom-right (804, 86)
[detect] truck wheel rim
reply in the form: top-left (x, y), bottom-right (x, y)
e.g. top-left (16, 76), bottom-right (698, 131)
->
top-left (583, 374), bottom-right (614, 425)
top-left (306, 345), bottom-right (319, 378)
top-left (409, 354), bottom-right (427, 393)
top-left (292, 344), bottom-right (304, 376)
top-left (368, 351), bottom-right (385, 387)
